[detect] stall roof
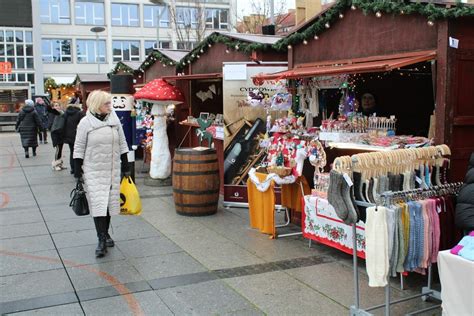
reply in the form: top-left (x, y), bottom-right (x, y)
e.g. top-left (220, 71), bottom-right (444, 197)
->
top-left (253, 50), bottom-right (436, 81)
top-left (273, 0), bottom-right (474, 51)
top-left (162, 73), bottom-right (222, 81)
top-left (157, 49), bottom-right (189, 62)
top-left (217, 32), bottom-right (282, 45)
top-left (74, 74), bottom-right (110, 83)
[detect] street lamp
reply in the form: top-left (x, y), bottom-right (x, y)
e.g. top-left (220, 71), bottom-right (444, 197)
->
top-left (149, 0), bottom-right (167, 51)
top-left (90, 26), bottom-right (106, 73)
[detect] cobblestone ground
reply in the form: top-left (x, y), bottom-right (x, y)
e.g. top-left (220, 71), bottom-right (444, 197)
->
top-left (0, 133), bottom-right (442, 315)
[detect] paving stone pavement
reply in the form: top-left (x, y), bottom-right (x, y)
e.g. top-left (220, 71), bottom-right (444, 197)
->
top-left (0, 133), bottom-right (443, 315)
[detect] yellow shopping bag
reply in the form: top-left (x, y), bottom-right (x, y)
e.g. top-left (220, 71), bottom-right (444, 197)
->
top-left (120, 176), bottom-right (142, 215)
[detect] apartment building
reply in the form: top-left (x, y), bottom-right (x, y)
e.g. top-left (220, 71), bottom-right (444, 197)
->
top-left (0, 0), bottom-right (44, 95)
top-left (39, 0), bottom-right (237, 84)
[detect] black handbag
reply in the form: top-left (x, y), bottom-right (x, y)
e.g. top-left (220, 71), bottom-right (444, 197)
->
top-left (70, 179), bottom-right (90, 216)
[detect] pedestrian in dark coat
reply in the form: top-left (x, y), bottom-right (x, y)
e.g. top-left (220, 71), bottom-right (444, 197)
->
top-left (15, 99), bottom-right (43, 158)
top-left (35, 97), bottom-right (49, 144)
top-left (63, 103), bottom-right (85, 174)
top-left (48, 102), bottom-right (67, 171)
top-left (455, 153), bottom-right (474, 233)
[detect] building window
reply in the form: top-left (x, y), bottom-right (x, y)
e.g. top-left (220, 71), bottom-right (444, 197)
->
top-left (143, 5), bottom-right (169, 28)
top-left (76, 39), bottom-right (106, 63)
top-left (111, 3), bottom-right (139, 27)
top-left (205, 9), bottom-right (228, 29)
top-left (41, 39), bottom-right (72, 63)
top-left (75, 1), bottom-right (105, 25)
top-left (177, 42), bottom-right (196, 50)
top-left (144, 40), bottom-right (171, 55)
top-left (0, 30), bottom-right (34, 70)
top-left (40, 0), bottom-right (71, 24)
top-left (113, 40), bottom-right (139, 62)
top-left (176, 7), bottom-right (200, 29)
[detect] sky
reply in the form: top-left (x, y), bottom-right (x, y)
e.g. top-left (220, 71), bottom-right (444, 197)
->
top-left (236, 0), bottom-right (295, 18)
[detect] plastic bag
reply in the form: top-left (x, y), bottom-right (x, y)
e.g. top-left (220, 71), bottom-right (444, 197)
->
top-left (120, 176), bottom-right (142, 215)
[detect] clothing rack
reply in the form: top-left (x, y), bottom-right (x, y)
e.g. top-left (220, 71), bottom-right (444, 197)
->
top-left (350, 182), bottom-right (462, 316)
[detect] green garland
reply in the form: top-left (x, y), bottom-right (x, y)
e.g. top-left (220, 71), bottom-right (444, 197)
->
top-left (273, 0), bottom-right (474, 50)
top-left (110, 62), bottom-right (136, 75)
top-left (177, 32), bottom-right (274, 69)
top-left (139, 50), bottom-right (177, 72)
top-left (44, 77), bottom-right (74, 92)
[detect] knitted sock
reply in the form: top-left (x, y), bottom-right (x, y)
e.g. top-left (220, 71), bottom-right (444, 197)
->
top-left (364, 180), bottom-right (371, 203)
top-left (340, 176), bottom-right (359, 225)
top-left (353, 172), bottom-right (364, 201)
top-left (388, 173), bottom-right (396, 191)
top-left (366, 206), bottom-right (389, 287)
top-left (368, 178), bottom-right (376, 204)
top-left (328, 170), bottom-right (349, 223)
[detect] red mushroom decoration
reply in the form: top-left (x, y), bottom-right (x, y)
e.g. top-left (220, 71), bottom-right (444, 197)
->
top-left (134, 79), bottom-right (184, 105)
top-left (134, 79), bottom-right (185, 181)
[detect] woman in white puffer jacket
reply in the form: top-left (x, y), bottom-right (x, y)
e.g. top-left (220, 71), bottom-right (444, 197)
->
top-left (73, 90), bottom-right (129, 258)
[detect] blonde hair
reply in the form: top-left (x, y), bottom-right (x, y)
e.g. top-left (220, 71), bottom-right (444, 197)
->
top-left (87, 90), bottom-right (111, 114)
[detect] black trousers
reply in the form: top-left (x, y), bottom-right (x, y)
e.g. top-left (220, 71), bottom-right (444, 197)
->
top-left (55, 144), bottom-right (63, 161)
top-left (24, 146), bottom-right (37, 154)
top-left (68, 143), bottom-right (74, 172)
top-left (38, 130), bottom-right (47, 142)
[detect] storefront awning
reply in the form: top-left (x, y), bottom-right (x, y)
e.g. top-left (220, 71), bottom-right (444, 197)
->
top-left (161, 73), bottom-right (222, 81)
top-left (253, 50), bottom-right (436, 81)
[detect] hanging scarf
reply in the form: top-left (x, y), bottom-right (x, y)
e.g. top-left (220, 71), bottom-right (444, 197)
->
top-left (248, 168), bottom-right (296, 192)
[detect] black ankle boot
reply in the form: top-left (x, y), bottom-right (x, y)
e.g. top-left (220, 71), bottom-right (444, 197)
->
top-left (105, 233), bottom-right (114, 247)
top-left (96, 233), bottom-right (107, 258)
top-left (105, 214), bottom-right (114, 247)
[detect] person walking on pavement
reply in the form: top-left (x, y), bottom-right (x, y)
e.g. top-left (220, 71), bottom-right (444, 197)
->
top-left (48, 102), bottom-right (67, 171)
top-left (15, 99), bottom-right (43, 158)
top-left (63, 103), bottom-right (85, 174)
top-left (73, 90), bottom-right (129, 258)
top-left (34, 97), bottom-right (49, 144)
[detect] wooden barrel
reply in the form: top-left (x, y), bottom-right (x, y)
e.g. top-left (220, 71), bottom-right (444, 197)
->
top-left (172, 148), bottom-right (220, 216)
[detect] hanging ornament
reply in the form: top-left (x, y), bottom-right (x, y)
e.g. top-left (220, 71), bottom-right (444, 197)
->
top-left (376, 11), bottom-right (382, 18)
top-left (197, 55), bottom-right (200, 58)
top-left (200, 48), bottom-right (204, 53)
top-left (400, 9), bottom-right (405, 14)
top-left (351, 5), bottom-right (356, 10)
top-left (427, 20), bottom-right (434, 26)
top-left (303, 39), bottom-right (308, 45)
top-left (339, 13), bottom-right (344, 18)
top-left (208, 43), bottom-right (212, 48)
top-left (162, 63), bottom-right (166, 67)
top-left (314, 35), bottom-right (319, 40)
top-left (225, 48), bottom-right (230, 53)
top-left (191, 54), bottom-right (195, 58)
top-left (325, 22), bottom-right (330, 28)
top-left (169, 62), bottom-right (173, 65)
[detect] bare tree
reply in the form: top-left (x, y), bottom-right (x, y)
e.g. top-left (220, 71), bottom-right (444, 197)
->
top-left (167, 0), bottom-right (208, 50)
top-left (235, 0), bottom-right (288, 34)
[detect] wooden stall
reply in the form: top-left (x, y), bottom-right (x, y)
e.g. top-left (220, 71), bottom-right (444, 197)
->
top-left (74, 74), bottom-right (110, 107)
top-left (260, 2), bottom-right (474, 181)
top-left (160, 32), bottom-right (287, 193)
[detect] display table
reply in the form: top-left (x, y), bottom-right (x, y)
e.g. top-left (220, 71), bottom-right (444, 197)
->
top-left (438, 250), bottom-right (474, 315)
top-left (302, 196), bottom-right (366, 258)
